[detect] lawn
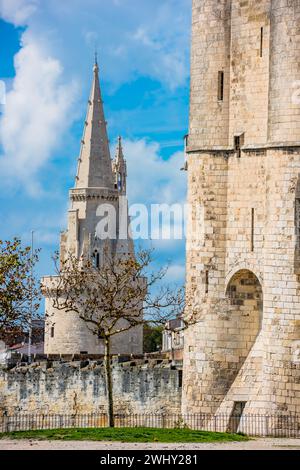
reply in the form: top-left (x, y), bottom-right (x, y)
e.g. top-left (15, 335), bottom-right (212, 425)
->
top-left (0, 427), bottom-right (248, 443)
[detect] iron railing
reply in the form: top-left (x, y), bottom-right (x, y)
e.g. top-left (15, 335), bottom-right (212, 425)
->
top-left (0, 413), bottom-right (299, 437)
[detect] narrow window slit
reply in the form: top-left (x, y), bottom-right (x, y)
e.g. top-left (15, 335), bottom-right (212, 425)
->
top-left (218, 71), bottom-right (224, 101)
top-left (178, 370), bottom-right (183, 388)
top-left (205, 270), bottom-right (209, 294)
top-left (251, 208), bottom-right (255, 252)
top-left (93, 250), bottom-right (100, 269)
top-left (260, 27), bottom-right (263, 57)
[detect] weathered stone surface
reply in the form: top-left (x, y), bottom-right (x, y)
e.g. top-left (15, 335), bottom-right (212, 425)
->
top-left (183, 0), bottom-right (300, 418)
top-left (0, 359), bottom-right (182, 415)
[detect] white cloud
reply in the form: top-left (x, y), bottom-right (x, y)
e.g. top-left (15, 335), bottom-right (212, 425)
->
top-left (2, 0), bottom-right (190, 90)
top-left (131, 17), bottom-right (188, 90)
top-left (165, 264), bottom-right (186, 284)
top-left (0, 31), bottom-right (78, 194)
top-left (0, 1), bottom-right (188, 287)
top-left (0, 0), bottom-right (38, 26)
top-left (123, 138), bottom-right (186, 206)
top-left (133, 28), bottom-right (154, 48)
top-left (123, 138), bottom-right (187, 287)
top-left (33, 230), bottom-right (61, 246)
top-left (84, 31), bottom-right (99, 48)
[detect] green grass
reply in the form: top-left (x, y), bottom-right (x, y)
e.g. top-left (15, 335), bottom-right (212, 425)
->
top-left (0, 427), bottom-right (248, 443)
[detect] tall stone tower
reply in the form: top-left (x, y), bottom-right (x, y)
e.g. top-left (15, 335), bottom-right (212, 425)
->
top-left (43, 61), bottom-right (143, 355)
top-left (183, 0), bottom-right (300, 421)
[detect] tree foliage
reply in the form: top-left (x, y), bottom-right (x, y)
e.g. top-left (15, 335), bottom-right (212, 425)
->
top-left (0, 238), bottom-right (41, 341)
top-left (143, 323), bottom-right (163, 353)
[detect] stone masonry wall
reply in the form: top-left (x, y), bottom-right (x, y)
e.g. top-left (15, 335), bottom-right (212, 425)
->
top-left (0, 358), bottom-right (182, 416)
top-left (189, 0), bottom-right (231, 150)
top-left (229, 0), bottom-right (271, 146)
top-left (183, 0), bottom-right (300, 418)
top-left (183, 147), bottom-right (300, 415)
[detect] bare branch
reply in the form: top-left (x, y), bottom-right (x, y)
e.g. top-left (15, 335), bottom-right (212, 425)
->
top-left (46, 248), bottom-right (188, 341)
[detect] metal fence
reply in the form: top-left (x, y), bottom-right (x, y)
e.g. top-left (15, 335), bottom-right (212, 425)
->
top-left (0, 413), bottom-right (300, 437)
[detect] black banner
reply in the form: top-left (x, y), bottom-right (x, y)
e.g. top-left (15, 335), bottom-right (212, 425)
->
top-left (0, 449), bottom-right (298, 466)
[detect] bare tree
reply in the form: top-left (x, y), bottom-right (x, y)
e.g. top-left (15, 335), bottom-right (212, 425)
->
top-left (44, 249), bottom-right (185, 427)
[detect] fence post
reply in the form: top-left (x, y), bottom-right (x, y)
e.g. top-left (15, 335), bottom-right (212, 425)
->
top-left (265, 415), bottom-right (269, 437)
top-left (4, 415), bottom-right (9, 433)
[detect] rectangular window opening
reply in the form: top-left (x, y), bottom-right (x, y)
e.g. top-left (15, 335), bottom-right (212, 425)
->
top-left (228, 401), bottom-right (247, 433)
top-left (50, 326), bottom-right (55, 338)
top-left (260, 27), bottom-right (264, 58)
top-left (234, 133), bottom-right (244, 158)
top-left (218, 71), bottom-right (224, 101)
top-left (234, 136), bottom-right (241, 158)
top-left (178, 370), bottom-right (183, 388)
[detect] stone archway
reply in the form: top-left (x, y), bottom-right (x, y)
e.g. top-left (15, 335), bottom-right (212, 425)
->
top-left (226, 269), bottom-right (263, 338)
top-left (218, 270), bottom-right (264, 429)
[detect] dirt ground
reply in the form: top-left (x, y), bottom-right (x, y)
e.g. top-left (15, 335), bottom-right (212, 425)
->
top-left (0, 438), bottom-right (300, 450)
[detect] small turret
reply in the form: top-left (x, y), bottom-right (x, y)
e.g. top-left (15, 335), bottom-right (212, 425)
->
top-left (112, 136), bottom-right (127, 195)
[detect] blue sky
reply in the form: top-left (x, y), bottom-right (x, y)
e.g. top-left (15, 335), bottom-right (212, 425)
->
top-left (0, 0), bottom-right (191, 293)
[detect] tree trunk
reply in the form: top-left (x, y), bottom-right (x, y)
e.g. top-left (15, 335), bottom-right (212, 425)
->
top-left (104, 336), bottom-right (114, 427)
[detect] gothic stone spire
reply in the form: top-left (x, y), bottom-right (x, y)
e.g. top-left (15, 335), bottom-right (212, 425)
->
top-left (75, 61), bottom-right (114, 189)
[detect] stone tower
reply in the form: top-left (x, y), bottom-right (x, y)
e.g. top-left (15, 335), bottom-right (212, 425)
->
top-left (183, 0), bottom-right (300, 422)
top-left (43, 61), bottom-right (143, 355)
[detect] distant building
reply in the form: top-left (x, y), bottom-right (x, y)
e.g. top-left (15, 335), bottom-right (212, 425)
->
top-left (0, 321), bottom-right (45, 363)
top-left (0, 340), bottom-right (7, 363)
top-left (162, 318), bottom-right (184, 361)
top-left (43, 61), bottom-right (143, 355)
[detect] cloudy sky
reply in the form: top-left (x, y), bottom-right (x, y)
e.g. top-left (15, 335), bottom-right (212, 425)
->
top-left (0, 0), bottom-right (191, 292)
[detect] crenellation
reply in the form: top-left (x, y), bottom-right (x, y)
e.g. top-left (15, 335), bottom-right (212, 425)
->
top-left (0, 358), bottom-right (183, 416)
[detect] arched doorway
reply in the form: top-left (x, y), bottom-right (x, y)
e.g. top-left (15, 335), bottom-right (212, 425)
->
top-left (225, 269), bottom-right (263, 430)
top-left (226, 269), bottom-right (263, 338)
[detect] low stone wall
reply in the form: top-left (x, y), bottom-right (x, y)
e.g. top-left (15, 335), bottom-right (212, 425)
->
top-left (0, 357), bottom-right (182, 415)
